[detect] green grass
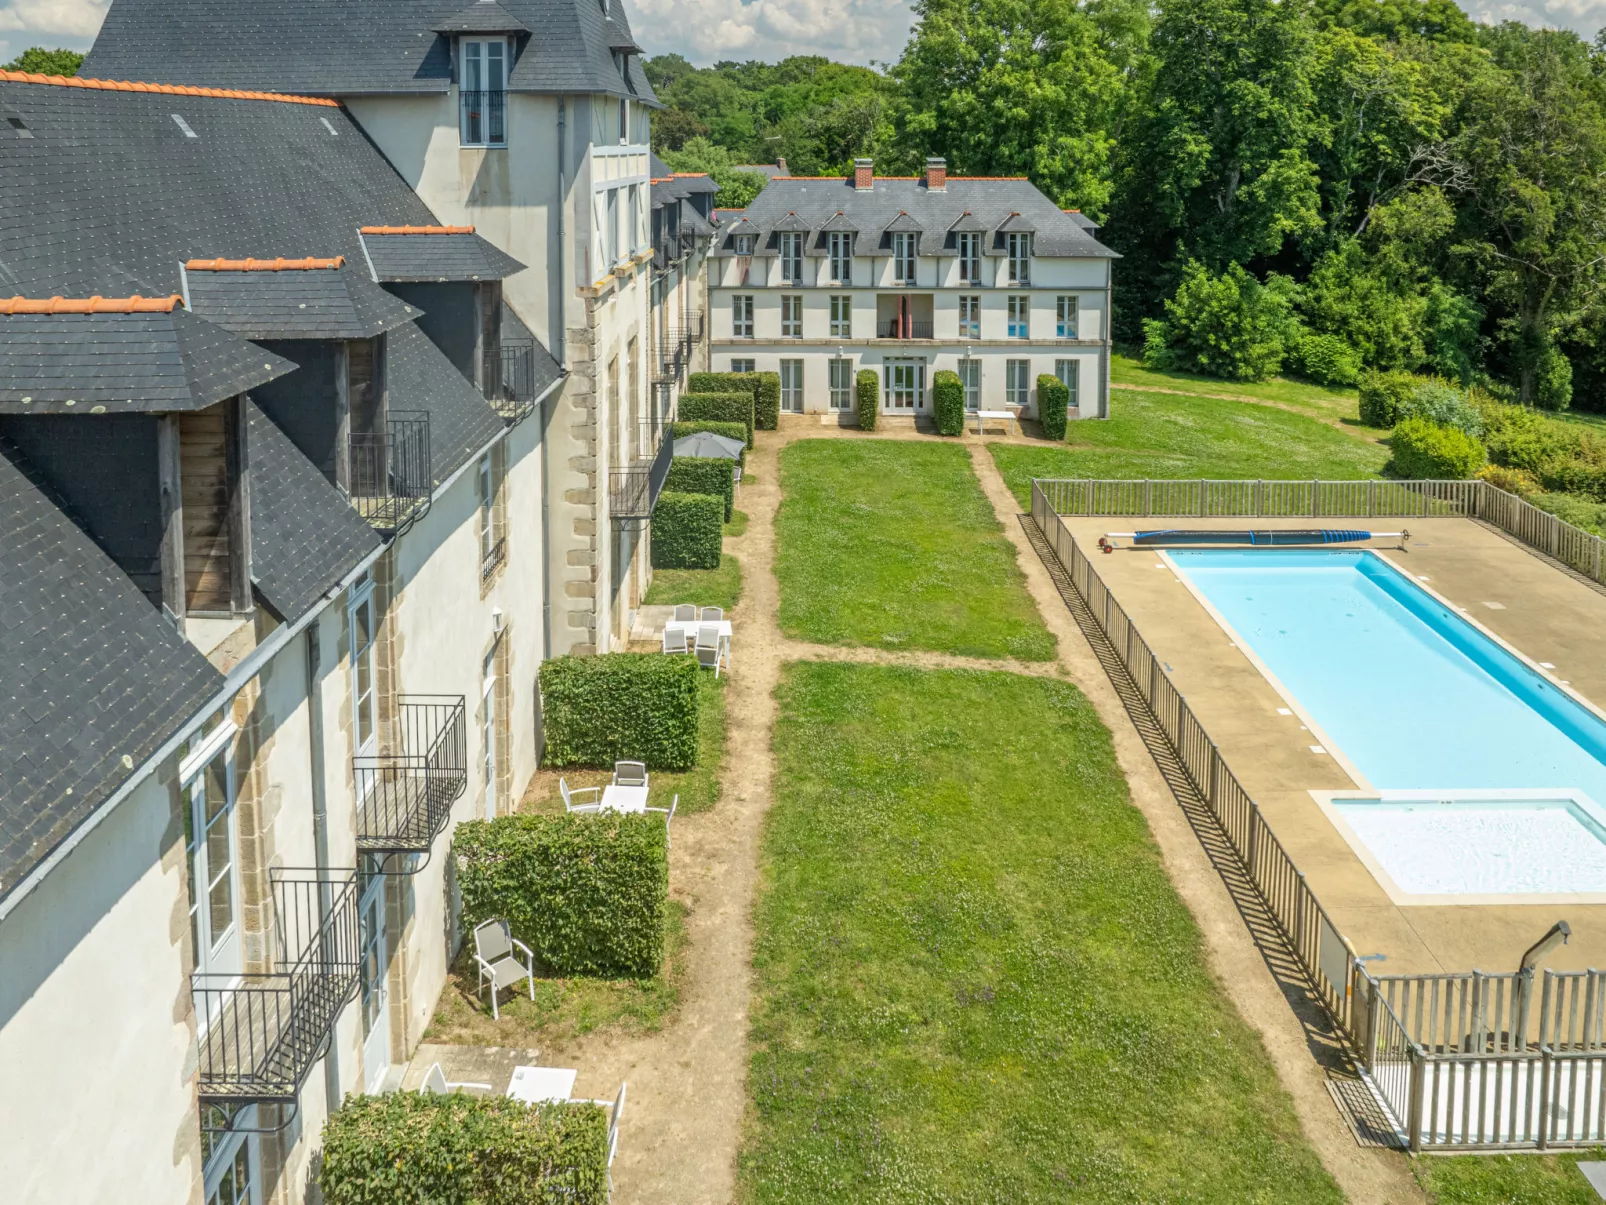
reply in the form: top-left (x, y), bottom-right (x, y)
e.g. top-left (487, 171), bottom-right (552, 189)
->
top-left (776, 440), bottom-right (1056, 660)
top-left (1111, 350), bottom-right (1369, 426)
top-left (743, 661), bottom-right (1342, 1202)
top-left (1414, 1150), bottom-right (1606, 1204)
top-left (990, 388), bottom-right (1391, 508)
top-left (725, 508), bottom-right (750, 538)
top-left (643, 552), bottom-right (742, 612)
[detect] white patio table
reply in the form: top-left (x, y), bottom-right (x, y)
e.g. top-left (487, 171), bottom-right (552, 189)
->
top-left (600, 784), bottom-right (649, 814)
top-left (507, 1066), bottom-right (577, 1104)
top-left (663, 618), bottom-right (733, 667)
top-left (973, 409), bottom-right (1018, 437)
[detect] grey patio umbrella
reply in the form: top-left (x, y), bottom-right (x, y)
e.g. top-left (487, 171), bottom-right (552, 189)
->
top-left (672, 431), bottom-right (745, 460)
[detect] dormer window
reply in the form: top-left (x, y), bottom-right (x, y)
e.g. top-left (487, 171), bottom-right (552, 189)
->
top-left (779, 232), bottom-right (804, 284)
top-left (828, 232), bottom-right (853, 284)
top-left (734, 233), bottom-right (756, 256)
top-left (893, 232), bottom-right (917, 284)
top-left (958, 232), bottom-right (981, 284)
top-left (460, 39), bottom-right (507, 148)
top-left (1007, 231), bottom-right (1032, 285)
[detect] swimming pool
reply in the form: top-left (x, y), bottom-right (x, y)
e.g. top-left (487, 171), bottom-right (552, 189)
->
top-left (1168, 549), bottom-right (1606, 896)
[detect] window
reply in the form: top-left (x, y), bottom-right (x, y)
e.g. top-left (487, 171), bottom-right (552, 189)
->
top-left (892, 232), bottom-right (917, 284)
top-left (350, 576), bottom-right (377, 757)
top-left (203, 1127), bottom-right (258, 1205)
top-left (829, 231), bottom-right (853, 284)
top-left (829, 357), bottom-right (854, 409)
top-left (458, 40), bottom-right (506, 147)
top-left (959, 295), bottom-right (981, 339)
top-left (731, 295), bottom-right (754, 338)
top-left (958, 358), bottom-right (981, 410)
top-left (957, 231), bottom-right (981, 284)
top-left (482, 646), bottom-right (499, 818)
top-left (780, 359), bottom-right (804, 412)
top-left (1057, 295), bottom-right (1078, 339)
top-left (781, 294), bottom-right (803, 338)
top-left (478, 451), bottom-right (505, 579)
top-left (734, 233), bottom-right (756, 256)
top-left (1008, 295), bottom-right (1030, 339)
top-left (1006, 359), bottom-right (1031, 407)
top-left (1007, 231), bottom-right (1032, 284)
top-left (829, 294), bottom-right (852, 338)
top-left (779, 232), bottom-right (804, 284)
top-left (730, 358), bottom-right (755, 373)
top-left (605, 188), bottom-right (620, 265)
top-left (1056, 359), bottom-right (1081, 411)
top-left (185, 734), bottom-right (239, 982)
top-left (628, 185), bottom-right (641, 255)
top-left (618, 98), bottom-right (628, 144)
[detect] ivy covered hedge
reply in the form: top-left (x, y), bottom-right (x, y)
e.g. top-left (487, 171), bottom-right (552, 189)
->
top-left (680, 391), bottom-right (755, 447)
top-left (540, 652), bottom-right (701, 770)
top-left (671, 420), bottom-right (747, 464)
top-left (856, 369), bottom-right (878, 431)
top-left (455, 811), bottom-right (669, 978)
top-left (1036, 374), bottom-right (1070, 441)
top-left (931, 369), bottom-right (965, 436)
top-left (652, 490), bottom-right (723, 570)
top-left (321, 1091), bottom-right (609, 1205)
top-left (665, 456), bottom-right (735, 519)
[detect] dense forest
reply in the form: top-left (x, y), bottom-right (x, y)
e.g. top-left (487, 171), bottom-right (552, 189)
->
top-left (648, 0), bottom-right (1606, 414)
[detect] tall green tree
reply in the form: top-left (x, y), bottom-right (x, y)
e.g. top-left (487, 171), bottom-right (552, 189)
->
top-left (2, 48), bottom-right (84, 75)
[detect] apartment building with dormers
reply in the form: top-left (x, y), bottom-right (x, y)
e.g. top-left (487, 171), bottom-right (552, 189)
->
top-left (710, 157), bottom-right (1117, 421)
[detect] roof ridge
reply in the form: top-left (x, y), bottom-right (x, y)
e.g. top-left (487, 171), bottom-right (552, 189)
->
top-left (186, 256), bottom-right (345, 271)
top-left (360, 225), bottom-right (475, 235)
top-left (2, 294), bottom-right (182, 314)
top-left (0, 70), bottom-right (339, 108)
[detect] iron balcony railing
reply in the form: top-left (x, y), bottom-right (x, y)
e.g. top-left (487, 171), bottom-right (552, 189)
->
top-left (193, 869), bottom-right (360, 1105)
top-left (654, 324), bottom-right (694, 386)
top-left (497, 341), bottom-right (538, 424)
top-left (459, 89), bottom-right (507, 147)
top-left (877, 319), bottom-right (935, 340)
top-left (610, 425), bottom-right (675, 522)
top-left (349, 412), bottom-right (431, 535)
top-left (354, 695), bottom-right (468, 858)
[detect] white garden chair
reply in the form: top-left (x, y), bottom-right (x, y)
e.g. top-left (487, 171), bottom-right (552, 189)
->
top-left (575, 1082), bottom-right (627, 1191)
top-left (612, 760), bottom-right (649, 788)
top-left (472, 918), bottom-right (535, 1020)
top-left (420, 1062), bottom-right (492, 1096)
top-left (663, 627), bottom-right (689, 654)
top-left (673, 604), bottom-right (697, 622)
top-left (699, 606), bottom-right (723, 622)
top-left (695, 624), bottom-right (725, 677)
top-left (644, 794), bottom-right (678, 848)
top-left (560, 777), bottom-right (602, 814)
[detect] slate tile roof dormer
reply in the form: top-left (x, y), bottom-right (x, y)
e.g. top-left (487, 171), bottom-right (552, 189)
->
top-left (182, 257), bottom-right (419, 341)
top-left (358, 226), bottom-right (527, 283)
top-left (431, 0), bottom-right (531, 33)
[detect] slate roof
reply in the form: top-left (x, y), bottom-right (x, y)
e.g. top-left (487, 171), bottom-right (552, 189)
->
top-left (0, 431), bottom-right (223, 901)
top-left (84, 0), bottom-right (658, 102)
top-left (246, 399), bottom-right (382, 620)
top-left (359, 229), bottom-right (526, 282)
top-left (709, 176), bottom-right (1117, 259)
top-left (432, 0), bottom-right (531, 33)
top-left (183, 261), bottom-right (420, 339)
top-left (0, 309), bottom-right (293, 413)
top-left (500, 302), bottom-right (564, 397)
top-left (390, 323), bottom-right (506, 482)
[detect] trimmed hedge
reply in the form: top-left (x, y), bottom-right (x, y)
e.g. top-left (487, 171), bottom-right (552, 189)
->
top-left (539, 652), bottom-right (700, 770)
top-left (755, 371), bottom-right (780, 430)
top-left (1036, 373), bottom-right (1070, 441)
top-left (455, 811), bottom-right (668, 978)
top-left (680, 391), bottom-right (754, 447)
top-left (856, 369), bottom-right (878, 431)
top-left (665, 456), bottom-right (735, 520)
top-left (1390, 416), bottom-right (1487, 479)
top-left (322, 1091), bottom-right (610, 1205)
top-left (652, 490), bottom-right (723, 570)
top-left (931, 370), bottom-right (965, 436)
top-left (670, 421), bottom-right (747, 464)
top-left (688, 371), bottom-right (758, 400)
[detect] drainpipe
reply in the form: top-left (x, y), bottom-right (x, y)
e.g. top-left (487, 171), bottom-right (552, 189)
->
top-left (1101, 259), bottom-right (1112, 419)
top-left (305, 623), bottom-right (341, 1114)
top-left (556, 96), bottom-right (567, 367)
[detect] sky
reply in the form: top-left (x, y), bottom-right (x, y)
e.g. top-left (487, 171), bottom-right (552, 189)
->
top-left (3, 0), bottom-right (1604, 73)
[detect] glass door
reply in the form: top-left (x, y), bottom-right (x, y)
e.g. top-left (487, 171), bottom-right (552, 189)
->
top-left (358, 869), bottom-right (390, 1092)
top-left (959, 359), bottom-right (981, 410)
top-left (780, 359), bottom-right (804, 412)
top-left (883, 360), bottom-right (925, 412)
top-left (187, 741), bottom-right (241, 1029)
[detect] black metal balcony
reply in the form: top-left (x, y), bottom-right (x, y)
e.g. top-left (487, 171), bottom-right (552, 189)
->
top-left (459, 89), bottom-right (507, 147)
top-left (610, 425), bottom-right (675, 522)
top-left (193, 870), bottom-right (360, 1105)
top-left (653, 324), bottom-right (694, 385)
top-left (350, 412), bottom-right (431, 535)
top-left (354, 695), bottom-right (468, 859)
top-left (878, 319), bottom-right (935, 340)
top-left (497, 341), bottom-right (538, 424)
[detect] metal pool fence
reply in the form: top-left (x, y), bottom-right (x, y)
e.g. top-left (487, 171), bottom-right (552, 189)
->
top-left (1029, 477), bottom-right (1606, 1151)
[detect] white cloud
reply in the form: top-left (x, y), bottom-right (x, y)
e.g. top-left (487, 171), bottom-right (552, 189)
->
top-left (621, 0), bottom-right (914, 66)
top-left (0, 0), bottom-right (108, 39)
top-left (1465, 0), bottom-right (1606, 35)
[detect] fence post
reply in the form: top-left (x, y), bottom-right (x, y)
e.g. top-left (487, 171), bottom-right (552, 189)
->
top-left (1365, 974), bottom-right (1381, 1066)
top-left (1311, 479), bottom-right (1318, 518)
top-left (1198, 478), bottom-right (1206, 517)
top-left (1367, 478), bottom-right (1375, 518)
top-left (1207, 747), bottom-right (1220, 818)
top-left (1143, 478), bottom-right (1152, 516)
top-left (1247, 801), bottom-right (1261, 879)
top-left (1408, 1047), bottom-right (1426, 1153)
top-left (1537, 1046), bottom-right (1553, 1150)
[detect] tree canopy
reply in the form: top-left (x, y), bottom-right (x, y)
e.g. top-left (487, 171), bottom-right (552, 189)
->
top-left (2, 48), bottom-right (84, 75)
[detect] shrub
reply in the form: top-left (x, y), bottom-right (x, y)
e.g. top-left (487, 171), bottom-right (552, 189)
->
top-left (1141, 261), bottom-right (1296, 382)
top-left (1535, 343), bottom-right (1574, 412)
top-left (651, 490), bottom-right (723, 570)
top-left (755, 371), bottom-right (780, 430)
top-left (1036, 373), bottom-right (1070, 441)
top-left (455, 811), bottom-right (668, 978)
top-left (664, 456), bottom-right (734, 520)
top-left (1357, 370), bottom-right (1418, 428)
top-left (1290, 332), bottom-right (1361, 387)
top-left (1389, 416), bottom-right (1487, 479)
top-left (1397, 380), bottom-right (1483, 437)
top-left (539, 652), bottom-right (700, 770)
top-left (322, 1091), bottom-right (609, 1205)
top-left (856, 369), bottom-right (878, 431)
top-left (1478, 463), bottom-right (1540, 497)
top-left (931, 370), bottom-right (965, 436)
top-left (670, 421), bottom-right (747, 464)
top-left (679, 391), bottom-right (754, 447)
top-left (688, 370), bottom-right (759, 401)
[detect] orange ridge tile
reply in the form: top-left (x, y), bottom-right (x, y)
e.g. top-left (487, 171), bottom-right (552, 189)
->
top-left (2, 294), bottom-right (183, 314)
top-left (0, 69), bottom-right (339, 107)
top-left (185, 256), bottom-right (345, 271)
top-left (359, 225), bottom-right (476, 235)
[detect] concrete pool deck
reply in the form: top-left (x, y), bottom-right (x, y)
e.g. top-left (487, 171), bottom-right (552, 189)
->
top-left (1058, 514), bottom-right (1606, 977)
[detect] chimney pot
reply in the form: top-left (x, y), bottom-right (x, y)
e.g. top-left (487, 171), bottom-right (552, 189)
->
top-left (926, 157), bottom-right (947, 192)
top-left (854, 158), bottom-right (874, 191)
top-left (776, 156), bottom-right (789, 176)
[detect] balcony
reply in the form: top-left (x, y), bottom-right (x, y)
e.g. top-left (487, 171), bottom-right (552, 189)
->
top-left (354, 696), bottom-right (468, 859)
top-left (653, 323), bottom-right (695, 386)
top-left (193, 870), bottom-right (360, 1105)
top-left (610, 425), bottom-right (675, 522)
top-left (349, 412), bottom-right (431, 535)
top-left (459, 90), bottom-right (506, 148)
top-left (877, 319), bottom-right (935, 340)
top-left (497, 340), bottom-right (538, 424)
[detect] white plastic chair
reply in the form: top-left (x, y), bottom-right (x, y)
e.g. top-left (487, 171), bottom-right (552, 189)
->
top-left (613, 760), bottom-right (649, 788)
top-left (472, 918), bottom-right (535, 1020)
top-left (733, 463), bottom-right (743, 492)
top-left (420, 1062), bottom-right (492, 1096)
top-left (699, 606), bottom-right (723, 622)
top-left (663, 627), bottom-right (689, 654)
top-left (673, 604), bottom-right (697, 622)
top-left (695, 624), bottom-right (724, 678)
top-left (560, 777), bottom-right (601, 814)
top-left (644, 794), bottom-right (678, 848)
top-left (575, 1082), bottom-right (627, 1191)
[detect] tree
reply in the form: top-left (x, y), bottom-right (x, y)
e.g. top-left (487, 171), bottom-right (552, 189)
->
top-left (1143, 261), bottom-right (1301, 381)
top-left (2, 48), bottom-right (84, 75)
top-left (657, 138), bottom-right (769, 208)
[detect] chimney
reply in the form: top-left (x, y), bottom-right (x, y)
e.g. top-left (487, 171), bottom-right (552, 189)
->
top-left (854, 158), bottom-right (874, 192)
top-left (776, 156), bottom-right (789, 176)
top-left (926, 157), bottom-right (946, 192)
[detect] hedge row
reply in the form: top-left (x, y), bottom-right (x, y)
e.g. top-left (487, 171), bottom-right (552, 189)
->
top-left (856, 369), bottom-right (878, 431)
top-left (455, 811), bottom-right (669, 978)
top-left (686, 371), bottom-right (779, 431)
top-left (322, 1092), bottom-right (609, 1205)
top-left (652, 490), bottom-right (723, 570)
top-left (670, 421), bottom-right (747, 464)
top-left (680, 391), bottom-right (754, 447)
top-left (665, 456), bottom-right (734, 520)
top-left (1036, 374), bottom-right (1071, 441)
top-left (931, 370), bottom-right (965, 436)
top-left (539, 652), bottom-right (700, 770)
top-left (755, 372), bottom-right (780, 430)
top-left (1390, 416), bottom-right (1488, 479)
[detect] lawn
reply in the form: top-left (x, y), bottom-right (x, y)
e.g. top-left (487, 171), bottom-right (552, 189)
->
top-left (1414, 1150), bottom-right (1606, 1204)
top-left (644, 552), bottom-right (742, 612)
top-left (743, 661), bottom-right (1342, 1202)
top-left (990, 387), bottom-right (1391, 508)
top-left (1110, 349), bottom-right (1372, 428)
top-left (776, 439), bottom-right (1056, 660)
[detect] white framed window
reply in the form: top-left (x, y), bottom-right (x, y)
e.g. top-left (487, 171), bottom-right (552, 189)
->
top-left (829, 294), bottom-right (852, 338)
top-left (730, 358), bottom-right (755, 373)
top-left (605, 188), bottom-right (620, 265)
top-left (482, 647), bottom-right (499, 818)
top-left (959, 358), bottom-right (981, 410)
top-left (781, 294), bottom-right (803, 338)
top-left (828, 232), bottom-right (853, 284)
top-left (731, 295), bottom-right (754, 338)
top-left (478, 455), bottom-right (494, 565)
top-left (734, 233), bottom-right (756, 256)
top-left (779, 232), bottom-right (804, 284)
top-left (350, 574), bottom-right (377, 758)
top-left (892, 232), bottom-right (917, 284)
top-left (780, 359), bottom-right (804, 412)
top-left (618, 97), bottom-right (628, 144)
top-left (184, 730), bottom-right (240, 988)
top-left (1057, 295), bottom-right (1078, 339)
top-left (1056, 359), bottom-right (1080, 410)
top-left (203, 1124), bottom-right (259, 1205)
top-left (458, 40), bottom-right (507, 147)
top-left (829, 357), bottom-right (854, 409)
top-left (1008, 295), bottom-right (1030, 339)
top-left (957, 232), bottom-right (981, 284)
top-left (959, 295), bottom-right (980, 339)
top-left (1006, 358), bottom-right (1031, 407)
top-left (628, 185), bottom-right (642, 255)
top-left (1007, 231), bottom-right (1032, 284)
